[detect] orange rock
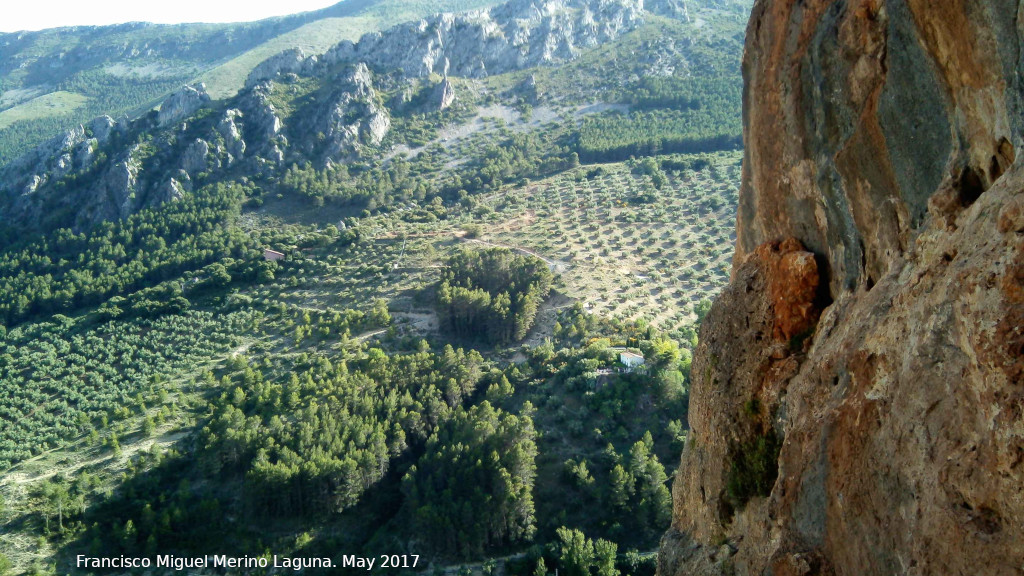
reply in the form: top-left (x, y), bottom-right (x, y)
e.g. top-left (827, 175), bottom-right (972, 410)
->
top-left (660, 1), bottom-right (1024, 575)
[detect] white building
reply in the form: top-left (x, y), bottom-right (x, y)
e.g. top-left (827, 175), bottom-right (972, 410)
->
top-left (619, 351), bottom-right (646, 371)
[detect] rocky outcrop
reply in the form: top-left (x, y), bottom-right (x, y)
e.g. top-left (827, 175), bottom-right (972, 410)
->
top-left (648, 0), bottom-right (690, 21)
top-left (217, 109), bottom-right (246, 160)
top-left (1, 70), bottom-right (285, 232)
top-left (238, 83), bottom-right (282, 142)
top-left (87, 115), bottom-right (117, 144)
top-left (245, 47), bottom-right (311, 88)
top-left (517, 74), bottom-right (539, 102)
top-left (0, 104), bottom-right (219, 232)
top-left (155, 175), bottom-right (188, 204)
top-left (88, 150), bottom-right (143, 223)
top-left (299, 63), bottom-right (391, 159)
top-left (0, 0), bottom-right (708, 235)
top-left (0, 113), bottom-right (129, 220)
top-left (433, 78), bottom-right (457, 110)
top-left (254, 0), bottom-right (646, 86)
top-left (660, 1), bottom-right (1024, 575)
top-left (157, 83), bottom-right (211, 127)
top-left (1, 125), bottom-right (86, 195)
top-left (180, 139), bottom-right (210, 175)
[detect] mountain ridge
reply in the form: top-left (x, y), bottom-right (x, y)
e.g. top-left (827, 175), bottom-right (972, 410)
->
top-left (0, 0), bottom-right (503, 164)
top-left (0, 0), bottom-right (746, 240)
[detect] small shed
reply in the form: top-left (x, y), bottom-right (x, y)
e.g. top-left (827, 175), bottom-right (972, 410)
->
top-left (263, 249), bottom-right (285, 261)
top-left (619, 351), bottom-right (646, 370)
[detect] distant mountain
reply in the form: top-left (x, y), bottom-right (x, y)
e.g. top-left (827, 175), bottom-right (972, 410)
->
top-left (0, 0), bottom-right (501, 165)
top-left (0, 0), bottom-right (752, 240)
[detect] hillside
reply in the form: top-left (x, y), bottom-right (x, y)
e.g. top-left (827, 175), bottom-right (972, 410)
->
top-left (0, 0), bottom-right (753, 574)
top-left (659, 1), bottom-right (1024, 575)
top-left (0, 0), bottom-right (501, 165)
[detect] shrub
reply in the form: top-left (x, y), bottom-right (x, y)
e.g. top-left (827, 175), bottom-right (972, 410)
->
top-left (463, 223), bottom-right (484, 238)
top-left (725, 431), bottom-right (781, 513)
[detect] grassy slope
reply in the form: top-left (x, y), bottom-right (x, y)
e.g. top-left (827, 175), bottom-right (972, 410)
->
top-left (199, 17), bottom-right (381, 99)
top-left (0, 91), bottom-right (89, 130)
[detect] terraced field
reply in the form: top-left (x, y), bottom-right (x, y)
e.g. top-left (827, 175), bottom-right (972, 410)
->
top-left (235, 151), bottom-right (740, 345)
top-left (478, 154), bottom-right (739, 331)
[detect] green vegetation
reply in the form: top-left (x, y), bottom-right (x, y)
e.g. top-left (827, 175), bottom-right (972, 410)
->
top-left (580, 73), bottom-right (742, 163)
top-left (403, 401), bottom-right (538, 557)
top-left (473, 153), bottom-right (740, 334)
top-left (78, 343), bottom-right (499, 555)
top-left (0, 182), bottom-right (252, 327)
top-left (483, 15), bottom-right (747, 165)
top-left (438, 248), bottom-right (554, 345)
top-left (278, 155), bottom-right (439, 209)
top-left (0, 309), bottom-right (258, 469)
top-left (0, 0), bottom-right (502, 164)
top-left (505, 527), bottom-right (656, 576)
top-left (0, 0), bottom-right (756, 572)
top-left (0, 92), bottom-right (90, 130)
top-left (442, 132), bottom-right (577, 196)
top-left (579, 108), bottom-right (741, 163)
top-left (59, 69), bottom-right (191, 117)
top-left (725, 431), bottom-right (781, 514)
top-left (0, 148), bottom-right (738, 576)
top-left (557, 527), bottom-right (618, 576)
top-left (198, 17), bottom-right (382, 100)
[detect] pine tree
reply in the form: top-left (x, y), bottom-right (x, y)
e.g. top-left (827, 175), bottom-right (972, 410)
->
top-left (594, 539), bottom-right (619, 576)
top-left (609, 464), bottom-right (632, 509)
top-left (557, 527), bottom-right (594, 576)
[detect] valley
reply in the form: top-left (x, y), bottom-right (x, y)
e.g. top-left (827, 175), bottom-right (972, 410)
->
top-left (0, 0), bottom-right (752, 574)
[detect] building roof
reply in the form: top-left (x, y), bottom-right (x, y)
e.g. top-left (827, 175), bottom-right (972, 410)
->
top-left (620, 351), bottom-right (645, 361)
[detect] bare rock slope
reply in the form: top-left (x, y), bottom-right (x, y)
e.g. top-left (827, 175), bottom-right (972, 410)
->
top-left (660, 1), bottom-right (1024, 574)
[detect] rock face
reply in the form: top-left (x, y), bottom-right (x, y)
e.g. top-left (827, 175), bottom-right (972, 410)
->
top-left (433, 78), bottom-right (457, 110)
top-left (217, 109), bottom-right (246, 160)
top-left (180, 139), bottom-right (210, 174)
top-left (238, 84), bottom-right (282, 142)
top-left (245, 47), bottom-right (311, 88)
top-left (157, 84), bottom-right (211, 126)
top-left (88, 115), bottom-right (117, 143)
top-left (660, 1), bottom-right (1024, 575)
top-left (300, 63), bottom-right (391, 159)
top-left (648, 0), bottom-right (690, 21)
top-left (517, 74), bottom-right (540, 102)
top-left (260, 0), bottom-right (647, 85)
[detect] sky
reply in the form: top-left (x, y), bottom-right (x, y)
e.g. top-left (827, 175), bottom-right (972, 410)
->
top-left (0, 0), bottom-right (342, 32)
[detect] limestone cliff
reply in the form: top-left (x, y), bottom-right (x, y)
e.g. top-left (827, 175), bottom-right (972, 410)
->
top-left (660, 1), bottom-right (1024, 575)
top-left (248, 0), bottom-right (649, 86)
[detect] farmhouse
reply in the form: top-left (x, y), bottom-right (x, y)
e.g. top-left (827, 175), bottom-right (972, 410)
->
top-left (619, 351), bottom-right (646, 371)
top-left (263, 249), bottom-right (285, 261)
